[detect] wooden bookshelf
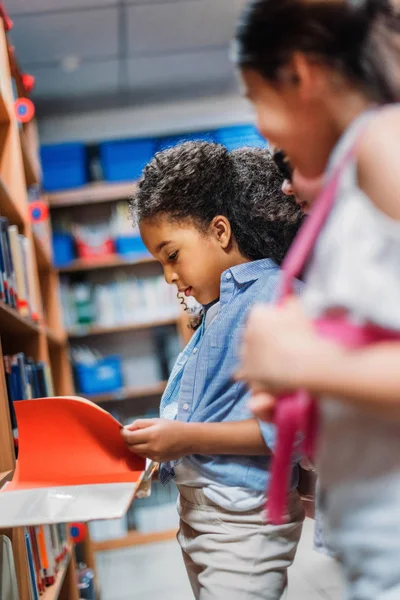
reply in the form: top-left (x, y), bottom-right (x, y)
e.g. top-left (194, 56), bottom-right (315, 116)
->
top-left (33, 230), bottom-right (53, 272)
top-left (0, 300), bottom-right (40, 336)
top-left (92, 528), bottom-right (177, 552)
top-left (48, 180), bottom-right (138, 208)
top-left (88, 381), bottom-right (167, 404)
top-left (58, 253), bottom-right (156, 273)
top-left (68, 317), bottom-right (178, 338)
top-left (41, 545), bottom-right (78, 600)
top-left (0, 19), bottom-right (86, 600)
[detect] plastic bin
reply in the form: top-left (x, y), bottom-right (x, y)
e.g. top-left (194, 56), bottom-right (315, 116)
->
top-left (74, 355), bottom-right (123, 396)
top-left (40, 143), bottom-right (87, 191)
top-left (156, 130), bottom-right (216, 152)
top-left (215, 125), bottom-right (267, 151)
top-left (52, 233), bottom-right (75, 267)
top-left (115, 235), bottom-right (149, 257)
top-left (100, 138), bottom-right (155, 182)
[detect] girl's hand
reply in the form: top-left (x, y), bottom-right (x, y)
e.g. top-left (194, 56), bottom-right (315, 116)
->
top-left (238, 297), bottom-right (337, 394)
top-left (121, 419), bottom-right (190, 462)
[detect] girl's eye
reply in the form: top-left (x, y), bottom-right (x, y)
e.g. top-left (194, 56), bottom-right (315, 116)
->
top-left (168, 250), bottom-right (179, 261)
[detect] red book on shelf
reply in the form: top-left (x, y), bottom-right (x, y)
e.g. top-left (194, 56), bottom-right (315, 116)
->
top-left (0, 397), bottom-right (147, 527)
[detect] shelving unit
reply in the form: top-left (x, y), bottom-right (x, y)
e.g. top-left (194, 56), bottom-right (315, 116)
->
top-left (58, 254), bottom-right (156, 273)
top-left (67, 317), bottom-right (178, 339)
top-left (0, 17), bottom-right (88, 599)
top-left (87, 381), bottom-right (167, 404)
top-left (92, 528), bottom-right (177, 553)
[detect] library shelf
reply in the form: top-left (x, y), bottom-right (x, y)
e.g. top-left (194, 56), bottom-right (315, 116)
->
top-left (88, 381), bottom-right (167, 404)
top-left (20, 129), bottom-right (41, 187)
top-left (48, 181), bottom-right (138, 209)
top-left (57, 254), bottom-right (156, 273)
top-left (41, 544), bottom-right (73, 600)
top-left (44, 326), bottom-right (67, 346)
top-left (0, 90), bottom-right (10, 125)
top-left (33, 231), bottom-right (53, 272)
top-left (92, 528), bottom-right (177, 552)
top-left (0, 300), bottom-right (40, 336)
top-left (0, 176), bottom-right (26, 227)
top-left (0, 469), bottom-right (13, 488)
top-left (67, 317), bottom-right (178, 338)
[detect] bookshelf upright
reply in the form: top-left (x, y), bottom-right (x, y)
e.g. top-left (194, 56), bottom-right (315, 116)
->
top-left (0, 16), bottom-right (94, 600)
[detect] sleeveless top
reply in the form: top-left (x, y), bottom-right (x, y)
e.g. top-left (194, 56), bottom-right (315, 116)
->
top-left (301, 110), bottom-right (400, 488)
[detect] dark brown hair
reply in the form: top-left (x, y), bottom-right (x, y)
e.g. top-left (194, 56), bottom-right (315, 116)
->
top-left (130, 141), bottom-right (303, 265)
top-left (235, 0), bottom-right (400, 103)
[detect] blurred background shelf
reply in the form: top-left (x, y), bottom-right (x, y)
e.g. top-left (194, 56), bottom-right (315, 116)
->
top-left (67, 318), bottom-right (178, 338)
top-left (87, 381), bottom-right (167, 404)
top-left (57, 254), bottom-right (155, 273)
top-left (48, 181), bottom-right (138, 209)
top-left (92, 529), bottom-right (178, 553)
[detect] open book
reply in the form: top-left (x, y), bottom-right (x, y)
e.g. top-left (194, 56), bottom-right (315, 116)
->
top-left (0, 397), bottom-right (152, 527)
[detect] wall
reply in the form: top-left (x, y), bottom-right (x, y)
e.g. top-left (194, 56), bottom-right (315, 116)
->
top-left (38, 92), bottom-right (254, 144)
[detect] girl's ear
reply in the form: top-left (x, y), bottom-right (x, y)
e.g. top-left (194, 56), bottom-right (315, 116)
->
top-left (210, 215), bottom-right (232, 250)
top-left (290, 52), bottom-right (322, 102)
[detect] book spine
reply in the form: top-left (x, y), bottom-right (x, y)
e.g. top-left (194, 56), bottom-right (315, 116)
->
top-left (8, 226), bottom-right (29, 316)
top-left (22, 236), bottom-right (40, 321)
top-left (3, 355), bottom-right (19, 446)
top-left (0, 217), bottom-right (10, 305)
top-left (43, 525), bottom-right (56, 585)
top-left (28, 526), bottom-right (45, 594)
top-left (2, 217), bottom-right (17, 309)
top-left (15, 352), bottom-right (32, 400)
top-left (25, 529), bottom-right (40, 600)
top-left (34, 526), bottom-right (46, 590)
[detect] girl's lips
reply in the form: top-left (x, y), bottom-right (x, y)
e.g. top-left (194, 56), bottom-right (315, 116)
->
top-left (184, 287), bottom-right (193, 297)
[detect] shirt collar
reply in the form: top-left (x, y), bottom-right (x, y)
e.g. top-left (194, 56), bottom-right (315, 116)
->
top-left (224, 258), bottom-right (278, 286)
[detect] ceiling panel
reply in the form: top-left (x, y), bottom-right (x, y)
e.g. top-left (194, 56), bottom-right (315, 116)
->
top-left (8, 0), bottom-right (119, 15)
top-left (10, 7), bottom-right (118, 65)
top-left (127, 0), bottom-right (244, 56)
top-left (30, 59), bottom-right (119, 98)
top-left (126, 48), bottom-right (234, 90)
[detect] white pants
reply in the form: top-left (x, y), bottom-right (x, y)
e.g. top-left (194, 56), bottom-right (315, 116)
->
top-left (177, 486), bottom-right (305, 600)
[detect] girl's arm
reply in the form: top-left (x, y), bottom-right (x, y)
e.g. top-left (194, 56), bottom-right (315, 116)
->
top-left (121, 418), bottom-right (270, 462)
top-left (238, 300), bottom-right (400, 418)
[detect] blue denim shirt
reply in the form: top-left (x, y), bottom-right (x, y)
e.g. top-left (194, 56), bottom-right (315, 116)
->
top-left (159, 258), bottom-right (299, 491)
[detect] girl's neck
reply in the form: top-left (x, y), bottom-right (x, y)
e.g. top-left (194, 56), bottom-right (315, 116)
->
top-left (327, 89), bottom-right (375, 139)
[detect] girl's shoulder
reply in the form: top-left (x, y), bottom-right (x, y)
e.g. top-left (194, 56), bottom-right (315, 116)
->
top-left (356, 106), bottom-right (400, 222)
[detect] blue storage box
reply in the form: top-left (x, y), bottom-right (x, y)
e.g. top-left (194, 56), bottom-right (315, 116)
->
top-left (100, 138), bottom-right (155, 182)
top-left (156, 130), bottom-right (216, 152)
top-left (52, 233), bottom-right (75, 267)
top-left (40, 143), bottom-right (87, 191)
top-left (215, 125), bottom-right (267, 151)
top-left (115, 235), bottom-right (149, 257)
top-left (74, 355), bottom-right (123, 396)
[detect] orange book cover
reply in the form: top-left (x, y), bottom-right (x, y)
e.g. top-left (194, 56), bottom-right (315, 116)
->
top-left (6, 396), bottom-right (145, 490)
top-left (0, 397), bottom-right (147, 528)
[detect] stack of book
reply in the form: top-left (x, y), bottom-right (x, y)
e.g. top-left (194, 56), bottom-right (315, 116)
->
top-left (0, 216), bottom-right (39, 319)
top-left (25, 524), bottom-right (70, 600)
top-left (59, 274), bottom-right (180, 330)
top-left (3, 352), bottom-right (54, 449)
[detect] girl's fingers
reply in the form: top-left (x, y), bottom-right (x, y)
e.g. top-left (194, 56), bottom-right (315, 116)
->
top-left (126, 443), bottom-right (149, 457)
top-left (121, 427), bottom-right (152, 445)
top-left (250, 392), bottom-right (276, 422)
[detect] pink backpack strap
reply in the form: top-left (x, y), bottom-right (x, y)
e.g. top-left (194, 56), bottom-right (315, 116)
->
top-left (267, 129), bottom-right (368, 525)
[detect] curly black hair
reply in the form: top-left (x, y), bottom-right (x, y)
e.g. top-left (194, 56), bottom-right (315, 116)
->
top-left (129, 141), bottom-right (303, 265)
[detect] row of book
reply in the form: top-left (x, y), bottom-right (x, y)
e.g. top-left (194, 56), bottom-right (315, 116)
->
top-left (59, 274), bottom-right (180, 331)
top-left (0, 215), bottom-right (39, 319)
top-left (25, 524), bottom-right (69, 599)
top-left (4, 352), bottom-right (54, 449)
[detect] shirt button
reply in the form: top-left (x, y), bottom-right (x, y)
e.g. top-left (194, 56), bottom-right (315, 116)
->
top-left (225, 272), bottom-right (232, 280)
top-left (192, 348), bottom-right (198, 354)
top-left (183, 403), bottom-right (190, 411)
